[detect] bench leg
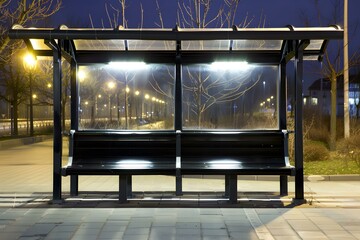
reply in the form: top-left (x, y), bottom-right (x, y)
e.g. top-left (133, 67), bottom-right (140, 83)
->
top-left (228, 174), bottom-right (238, 204)
top-left (176, 169), bottom-right (182, 196)
top-left (70, 175), bottom-right (78, 197)
top-left (119, 175), bottom-right (128, 203)
top-left (280, 175), bottom-right (288, 196)
top-left (127, 175), bottom-right (132, 198)
top-left (224, 175), bottom-right (230, 197)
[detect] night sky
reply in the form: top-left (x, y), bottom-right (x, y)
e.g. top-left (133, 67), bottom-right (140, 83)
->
top-left (49, 0), bottom-right (359, 85)
top-left (54, 0), bottom-right (358, 28)
top-left (52, 0), bottom-right (359, 50)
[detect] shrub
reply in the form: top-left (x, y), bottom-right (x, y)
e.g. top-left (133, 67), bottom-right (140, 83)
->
top-left (337, 134), bottom-right (360, 167)
top-left (303, 140), bottom-right (330, 162)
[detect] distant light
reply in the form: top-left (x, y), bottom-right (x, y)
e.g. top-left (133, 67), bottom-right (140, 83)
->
top-left (32, 94), bottom-right (37, 99)
top-left (107, 81), bottom-right (116, 89)
top-left (108, 61), bottom-right (147, 70)
top-left (135, 90), bottom-right (140, 96)
top-left (211, 61), bottom-right (249, 71)
top-left (126, 87), bottom-right (130, 93)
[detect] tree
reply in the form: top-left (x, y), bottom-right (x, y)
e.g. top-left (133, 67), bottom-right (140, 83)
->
top-left (0, 0), bottom-right (61, 135)
top-left (174, 0), bottom-right (266, 128)
top-left (0, 0), bottom-right (61, 61)
top-left (0, 51), bottom-right (28, 135)
top-left (301, 0), bottom-right (360, 150)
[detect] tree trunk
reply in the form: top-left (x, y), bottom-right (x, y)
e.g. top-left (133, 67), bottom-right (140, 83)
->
top-left (329, 75), bottom-right (337, 151)
top-left (12, 101), bottom-right (19, 136)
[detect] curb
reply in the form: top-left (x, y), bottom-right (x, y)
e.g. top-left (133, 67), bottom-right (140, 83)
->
top-left (183, 174), bottom-right (360, 181)
top-left (0, 135), bottom-right (52, 149)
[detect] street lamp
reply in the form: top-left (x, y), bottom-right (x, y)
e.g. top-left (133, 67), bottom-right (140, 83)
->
top-left (23, 53), bottom-right (36, 136)
top-left (106, 81), bottom-right (116, 121)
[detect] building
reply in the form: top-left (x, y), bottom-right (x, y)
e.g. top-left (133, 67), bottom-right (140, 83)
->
top-left (306, 75), bottom-right (360, 117)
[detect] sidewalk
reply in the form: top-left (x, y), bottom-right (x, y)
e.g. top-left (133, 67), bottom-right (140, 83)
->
top-left (1, 140), bottom-right (360, 239)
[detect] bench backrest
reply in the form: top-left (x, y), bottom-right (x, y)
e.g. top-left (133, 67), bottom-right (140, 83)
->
top-left (180, 131), bottom-right (288, 165)
top-left (71, 131), bottom-right (177, 165)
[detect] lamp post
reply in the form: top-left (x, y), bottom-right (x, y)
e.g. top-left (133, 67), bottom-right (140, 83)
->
top-left (106, 81), bottom-right (116, 122)
top-left (344, 0), bottom-right (350, 138)
top-left (23, 53), bottom-right (36, 136)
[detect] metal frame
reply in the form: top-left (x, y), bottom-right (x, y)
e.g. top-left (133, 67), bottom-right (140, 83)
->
top-left (8, 25), bottom-right (343, 202)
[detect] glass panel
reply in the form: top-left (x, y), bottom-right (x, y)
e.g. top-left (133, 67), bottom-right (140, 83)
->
top-left (233, 39), bottom-right (282, 50)
top-left (303, 55), bottom-right (319, 61)
top-left (305, 39), bottom-right (324, 50)
top-left (30, 39), bottom-right (51, 50)
top-left (182, 63), bottom-right (279, 130)
top-left (127, 40), bottom-right (176, 50)
top-left (78, 63), bottom-right (175, 130)
top-left (181, 40), bottom-right (230, 50)
top-left (74, 39), bottom-right (125, 50)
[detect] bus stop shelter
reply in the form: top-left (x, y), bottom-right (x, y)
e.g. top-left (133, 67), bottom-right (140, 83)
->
top-left (9, 25), bottom-right (343, 203)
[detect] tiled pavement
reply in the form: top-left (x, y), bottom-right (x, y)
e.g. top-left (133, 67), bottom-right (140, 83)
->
top-left (1, 140), bottom-right (360, 239)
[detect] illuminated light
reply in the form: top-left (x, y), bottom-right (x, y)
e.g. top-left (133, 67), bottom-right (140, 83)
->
top-left (107, 81), bottom-right (116, 89)
top-left (271, 96), bottom-right (274, 99)
top-left (145, 94), bottom-right (150, 99)
top-left (78, 70), bottom-right (86, 82)
top-left (126, 87), bottom-right (130, 93)
top-left (267, 98), bottom-right (270, 102)
top-left (152, 97), bottom-right (156, 101)
top-left (47, 83), bottom-right (52, 88)
top-left (108, 61), bottom-right (147, 70)
top-left (98, 94), bottom-right (102, 98)
top-left (135, 90), bottom-right (140, 96)
top-left (32, 94), bottom-right (37, 99)
top-left (210, 61), bottom-right (249, 71)
top-left (23, 53), bottom-right (37, 70)
top-left (85, 101), bottom-right (88, 105)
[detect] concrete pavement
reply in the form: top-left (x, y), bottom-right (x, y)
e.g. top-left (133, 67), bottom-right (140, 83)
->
top-left (1, 139), bottom-right (360, 239)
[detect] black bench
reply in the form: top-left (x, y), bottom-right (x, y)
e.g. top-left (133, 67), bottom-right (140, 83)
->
top-left (180, 131), bottom-right (295, 202)
top-left (62, 130), bottom-right (294, 203)
top-left (62, 131), bottom-right (177, 202)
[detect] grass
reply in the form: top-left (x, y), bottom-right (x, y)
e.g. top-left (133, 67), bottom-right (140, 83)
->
top-left (304, 158), bottom-right (360, 175)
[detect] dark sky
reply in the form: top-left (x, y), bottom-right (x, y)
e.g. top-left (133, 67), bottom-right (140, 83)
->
top-left (53, 0), bottom-right (359, 49)
top-left (51, 0), bottom-right (359, 85)
top-left (55, 0), bottom-right (359, 28)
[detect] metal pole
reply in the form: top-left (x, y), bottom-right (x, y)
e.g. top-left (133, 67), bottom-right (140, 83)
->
top-left (344, 0), bottom-right (350, 138)
top-left (29, 71), bottom-right (34, 136)
top-left (70, 59), bottom-right (78, 196)
top-left (294, 41), bottom-right (305, 200)
top-left (52, 43), bottom-right (63, 203)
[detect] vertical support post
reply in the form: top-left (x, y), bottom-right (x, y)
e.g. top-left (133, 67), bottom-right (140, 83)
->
top-left (176, 132), bottom-right (182, 196)
top-left (51, 41), bottom-right (63, 203)
top-left (175, 40), bottom-right (183, 196)
top-left (228, 174), bottom-right (238, 204)
top-left (119, 175), bottom-right (128, 203)
top-left (279, 61), bottom-right (287, 130)
top-left (294, 41), bottom-right (305, 200)
top-left (127, 175), bottom-right (132, 197)
top-left (70, 59), bottom-right (79, 196)
top-left (224, 175), bottom-right (230, 197)
top-left (279, 61), bottom-right (288, 195)
top-left (280, 175), bottom-right (288, 196)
